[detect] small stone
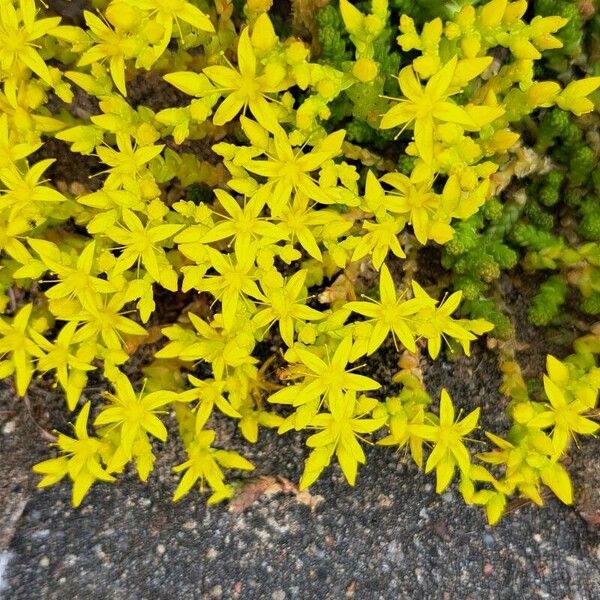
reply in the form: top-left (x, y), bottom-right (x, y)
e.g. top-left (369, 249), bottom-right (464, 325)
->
top-left (2, 420), bottom-right (16, 435)
top-left (32, 529), bottom-right (50, 540)
top-left (206, 548), bottom-right (218, 560)
top-left (483, 563), bottom-right (493, 575)
top-left (156, 544), bottom-right (166, 555)
top-left (209, 584), bottom-right (222, 598)
top-left (376, 493), bottom-right (393, 508)
top-left (39, 556), bottom-right (49, 567)
top-left (55, 180), bottom-right (69, 193)
top-left (271, 591), bottom-right (286, 600)
top-left (533, 534), bottom-right (542, 543)
top-left (483, 534), bottom-right (494, 547)
top-left (183, 521), bottom-right (196, 530)
top-left (69, 182), bottom-right (88, 196)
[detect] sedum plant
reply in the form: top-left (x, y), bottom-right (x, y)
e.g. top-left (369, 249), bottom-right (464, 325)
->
top-left (0, 0), bottom-right (597, 525)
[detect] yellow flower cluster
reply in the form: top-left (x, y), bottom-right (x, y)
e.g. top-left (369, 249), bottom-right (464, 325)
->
top-left (0, 0), bottom-right (596, 519)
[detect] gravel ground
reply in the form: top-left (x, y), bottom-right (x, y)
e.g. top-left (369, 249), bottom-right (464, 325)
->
top-left (2, 349), bottom-right (600, 600)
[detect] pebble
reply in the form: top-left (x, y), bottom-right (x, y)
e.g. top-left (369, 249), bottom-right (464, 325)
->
top-left (2, 420), bottom-right (16, 435)
top-left (272, 590), bottom-right (286, 600)
top-left (376, 493), bottom-right (393, 508)
top-left (206, 548), bottom-right (218, 560)
top-left (39, 557), bottom-right (49, 568)
top-left (31, 529), bottom-right (50, 540)
top-left (156, 544), bottom-right (166, 556)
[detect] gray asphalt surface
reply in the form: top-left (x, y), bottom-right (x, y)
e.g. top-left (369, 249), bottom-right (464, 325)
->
top-left (3, 436), bottom-right (600, 600)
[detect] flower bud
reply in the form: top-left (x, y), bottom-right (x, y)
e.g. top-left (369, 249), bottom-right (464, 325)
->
top-left (352, 58), bottom-right (378, 83)
top-left (526, 82), bottom-right (560, 107)
top-left (106, 2), bottom-right (138, 31)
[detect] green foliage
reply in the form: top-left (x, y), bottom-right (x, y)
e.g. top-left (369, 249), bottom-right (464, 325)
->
top-left (0, 0), bottom-right (597, 525)
top-left (528, 275), bottom-right (568, 325)
top-left (535, 0), bottom-right (584, 64)
top-left (317, 3), bottom-right (352, 64)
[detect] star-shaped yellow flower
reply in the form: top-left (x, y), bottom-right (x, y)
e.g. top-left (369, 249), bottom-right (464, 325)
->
top-left (413, 389), bottom-right (480, 493)
top-left (203, 18), bottom-right (286, 132)
top-left (0, 0), bottom-right (61, 84)
top-left (380, 56), bottom-right (491, 163)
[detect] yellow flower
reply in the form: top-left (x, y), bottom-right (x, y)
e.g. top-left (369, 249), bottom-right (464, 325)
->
top-left (156, 312), bottom-right (257, 380)
top-left (0, 0), bottom-right (61, 84)
top-left (196, 245), bottom-right (264, 330)
top-left (300, 391), bottom-right (386, 489)
top-left (105, 208), bottom-right (182, 290)
top-left (33, 402), bottom-right (115, 507)
top-left (380, 56), bottom-right (491, 162)
top-left (351, 217), bottom-right (406, 269)
top-left (346, 263), bottom-right (433, 355)
top-left (172, 429), bottom-right (254, 503)
top-left (199, 189), bottom-right (286, 257)
top-left (223, 119), bottom-right (346, 216)
top-left (479, 431), bottom-right (573, 506)
top-left (273, 192), bottom-right (334, 261)
top-left (25, 239), bottom-right (115, 303)
top-left (556, 77), bottom-right (600, 117)
top-left (131, 0), bottom-right (214, 57)
top-left (178, 376), bottom-right (241, 432)
top-left (95, 133), bottom-right (164, 191)
top-left (413, 389), bottom-right (480, 493)
top-left (379, 171), bottom-right (441, 244)
top-left (0, 113), bottom-right (40, 168)
top-left (78, 11), bottom-right (142, 97)
top-left (0, 158), bottom-right (68, 221)
top-left (253, 269), bottom-right (325, 347)
top-left (202, 18), bottom-right (287, 132)
top-left (69, 288), bottom-right (147, 350)
top-left (412, 284), bottom-right (487, 359)
top-left (95, 371), bottom-right (178, 459)
top-left (269, 335), bottom-right (381, 428)
top-left (0, 212), bottom-right (33, 264)
top-left (30, 322), bottom-right (96, 411)
top-left (528, 374), bottom-right (599, 459)
top-left (0, 303), bottom-right (45, 396)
